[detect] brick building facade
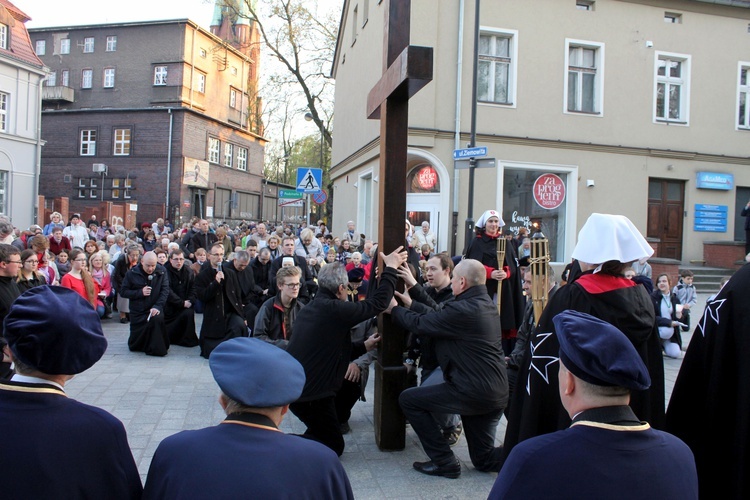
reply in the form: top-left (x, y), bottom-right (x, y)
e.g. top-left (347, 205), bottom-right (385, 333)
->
top-left (30, 18), bottom-right (266, 226)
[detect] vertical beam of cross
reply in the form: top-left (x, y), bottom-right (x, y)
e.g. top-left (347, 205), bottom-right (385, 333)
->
top-left (367, 0), bottom-right (433, 451)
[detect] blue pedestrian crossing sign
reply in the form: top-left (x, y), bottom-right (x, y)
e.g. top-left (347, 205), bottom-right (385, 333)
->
top-left (296, 167), bottom-right (323, 194)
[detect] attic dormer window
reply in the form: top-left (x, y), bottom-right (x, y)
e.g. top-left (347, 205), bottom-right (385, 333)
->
top-left (0, 24), bottom-right (7, 50)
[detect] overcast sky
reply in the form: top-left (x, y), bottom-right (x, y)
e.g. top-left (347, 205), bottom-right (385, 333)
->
top-left (21, 0), bottom-right (340, 30)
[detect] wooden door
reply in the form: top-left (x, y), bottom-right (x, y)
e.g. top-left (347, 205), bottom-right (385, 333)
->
top-left (647, 179), bottom-right (684, 260)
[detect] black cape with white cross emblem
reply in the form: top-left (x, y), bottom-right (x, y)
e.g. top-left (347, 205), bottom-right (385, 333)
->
top-left (666, 263), bottom-right (749, 500)
top-left (502, 272), bottom-right (666, 464)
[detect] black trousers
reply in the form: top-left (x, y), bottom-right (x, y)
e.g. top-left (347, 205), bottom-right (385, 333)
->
top-left (290, 396), bottom-right (344, 456)
top-left (400, 382), bottom-right (504, 471)
top-left (334, 379), bottom-right (361, 425)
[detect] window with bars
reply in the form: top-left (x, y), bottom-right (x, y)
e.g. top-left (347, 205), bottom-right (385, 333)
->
top-left (80, 129), bottom-right (97, 156)
top-left (114, 128), bottom-right (131, 156)
top-left (237, 148), bottom-right (248, 171)
top-left (208, 137), bottom-right (220, 163)
top-left (655, 52), bottom-right (690, 124)
top-left (565, 41), bottom-right (604, 114)
top-left (477, 30), bottom-right (516, 105)
top-left (739, 65), bottom-right (749, 130)
top-left (154, 66), bottom-right (168, 86)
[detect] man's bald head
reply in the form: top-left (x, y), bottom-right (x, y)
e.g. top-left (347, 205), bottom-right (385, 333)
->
top-left (455, 259), bottom-right (486, 287)
top-left (142, 252), bottom-right (157, 274)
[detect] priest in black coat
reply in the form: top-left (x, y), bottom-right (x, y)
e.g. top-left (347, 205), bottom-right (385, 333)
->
top-left (164, 248), bottom-right (199, 347)
top-left (667, 264), bottom-right (750, 499)
top-left (194, 242), bottom-right (247, 358)
top-left (0, 286), bottom-right (142, 499)
top-left (502, 214), bottom-right (665, 466)
top-left (120, 251), bottom-right (170, 356)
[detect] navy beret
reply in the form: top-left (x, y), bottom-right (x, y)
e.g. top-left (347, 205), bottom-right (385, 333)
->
top-left (209, 337), bottom-right (305, 408)
top-left (4, 286), bottom-right (107, 375)
top-left (554, 310), bottom-right (650, 391)
top-left (347, 267), bottom-right (365, 283)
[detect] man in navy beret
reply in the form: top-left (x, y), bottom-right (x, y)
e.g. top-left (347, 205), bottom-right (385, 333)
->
top-left (0, 286), bottom-right (142, 499)
top-left (489, 310), bottom-right (698, 499)
top-left (143, 337), bottom-right (353, 499)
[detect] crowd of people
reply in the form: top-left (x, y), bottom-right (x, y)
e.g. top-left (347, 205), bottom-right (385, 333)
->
top-left (0, 208), bottom-right (745, 498)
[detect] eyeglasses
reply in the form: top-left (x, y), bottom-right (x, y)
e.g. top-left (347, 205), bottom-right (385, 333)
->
top-left (74, 258), bottom-right (87, 263)
top-left (283, 282), bottom-right (301, 289)
top-left (25, 259), bottom-right (39, 264)
top-left (5, 259), bottom-right (21, 265)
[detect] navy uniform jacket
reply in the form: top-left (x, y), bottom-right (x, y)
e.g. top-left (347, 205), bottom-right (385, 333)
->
top-left (0, 380), bottom-right (142, 499)
top-left (490, 406), bottom-right (697, 500)
top-left (143, 412), bottom-right (353, 500)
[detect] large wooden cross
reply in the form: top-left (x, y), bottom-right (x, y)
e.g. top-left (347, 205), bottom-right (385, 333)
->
top-left (367, 0), bottom-right (433, 451)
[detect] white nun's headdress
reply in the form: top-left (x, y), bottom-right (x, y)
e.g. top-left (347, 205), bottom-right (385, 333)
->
top-left (476, 210), bottom-right (505, 229)
top-left (571, 213), bottom-right (654, 265)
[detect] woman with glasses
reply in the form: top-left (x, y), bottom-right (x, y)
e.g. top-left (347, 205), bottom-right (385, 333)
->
top-left (16, 249), bottom-right (46, 292)
top-left (89, 250), bottom-right (113, 319)
top-left (61, 249), bottom-right (104, 318)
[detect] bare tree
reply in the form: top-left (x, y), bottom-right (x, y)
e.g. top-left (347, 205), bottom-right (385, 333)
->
top-left (218, 0), bottom-right (336, 148)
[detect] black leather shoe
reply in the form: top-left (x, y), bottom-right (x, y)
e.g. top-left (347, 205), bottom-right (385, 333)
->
top-left (413, 459), bottom-right (461, 479)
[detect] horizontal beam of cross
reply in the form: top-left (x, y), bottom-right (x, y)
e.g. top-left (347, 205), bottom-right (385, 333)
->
top-left (366, 45), bottom-right (434, 120)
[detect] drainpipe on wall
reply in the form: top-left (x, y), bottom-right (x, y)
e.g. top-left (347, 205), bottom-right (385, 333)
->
top-left (451, 0), bottom-right (465, 256)
top-left (166, 108), bottom-right (173, 220)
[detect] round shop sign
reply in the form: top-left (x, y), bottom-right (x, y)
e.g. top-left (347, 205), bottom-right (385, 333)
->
top-left (416, 166), bottom-right (438, 190)
top-left (533, 174), bottom-right (566, 210)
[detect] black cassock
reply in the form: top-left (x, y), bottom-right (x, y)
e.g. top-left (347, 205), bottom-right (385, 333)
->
top-left (667, 264), bottom-right (750, 499)
top-left (120, 264), bottom-right (170, 357)
top-left (502, 273), bottom-right (665, 463)
top-left (164, 262), bottom-right (199, 348)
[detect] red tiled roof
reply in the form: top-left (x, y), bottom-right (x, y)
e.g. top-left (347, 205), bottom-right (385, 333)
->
top-left (0, 0), bottom-right (45, 69)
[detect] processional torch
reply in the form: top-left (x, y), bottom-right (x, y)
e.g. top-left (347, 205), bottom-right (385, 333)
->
top-left (530, 235), bottom-right (551, 325)
top-left (496, 236), bottom-right (506, 315)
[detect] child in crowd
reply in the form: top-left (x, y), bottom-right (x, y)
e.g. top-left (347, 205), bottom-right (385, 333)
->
top-left (672, 269), bottom-right (697, 332)
top-left (55, 249), bottom-right (71, 279)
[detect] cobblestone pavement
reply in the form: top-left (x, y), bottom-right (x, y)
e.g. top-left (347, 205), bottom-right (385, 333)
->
top-left (65, 296), bottom-right (699, 499)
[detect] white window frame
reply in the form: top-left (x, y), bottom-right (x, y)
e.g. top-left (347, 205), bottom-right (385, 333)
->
top-left (47, 71), bottom-right (57, 87)
top-left (196, 72), bottom-right (206, 93)
top-left (81, 69), bottom-right (93, 89)
top-left (60, 38), bottom-right (70, 54)
top-left (653, 51), bottom-right (691, 126)
top-left (114, 128), bottom-right (131, 156)
top-left (208, 137), bottom-right (220, 163)
top-left (0, 24), bottom-right (7, 50)
top-left (224, 143), bottom-right (233, 167)
top-left (229, 88), bottom-right (237, 108)
top-left (35, 40), bottom-right (46, 55)
top-left (103, 68), bottom-right (115, 88)
top-left (576, 1), bottom-right (595, 10)
top-left (0, 93), bottom-right (7, 133)
top-left (83, 37), bottom-right (94, 53)
top-left (154, 65), bottom-right (168, 86)
top-left (80, 129), bottom-right (97, 156)
top-left (61, 70), bottom-right (70, 87)
top-left (237, 147), bottom-right (247, 171)
top-left (477, 27), bottom-right (518, 108)
top-left (106, 36), bottom-right (117, 52)
top-left (737, 62), bottom-right (750, 131)
top-left (563, 39), bottom-right (605, 116)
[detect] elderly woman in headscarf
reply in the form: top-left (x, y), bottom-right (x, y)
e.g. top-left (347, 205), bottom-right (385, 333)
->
top-left (502, 213), bottom-right (665, 463)
top-left (464, 209), bottom-right (525, 355)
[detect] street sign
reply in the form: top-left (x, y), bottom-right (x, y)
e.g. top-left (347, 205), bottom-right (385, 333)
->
top-left (296, 167), bottom-right (323, 194)
top-left (279, 189), bottom-right (303, 199)
top-left (279, 198), bottom-right (304, 207)
top-left (453, 146), bottom-right (487, 159)
top-left (313, 189), bottom-right (328, 205)
top-left (454, 158), bottom-right (496, 170)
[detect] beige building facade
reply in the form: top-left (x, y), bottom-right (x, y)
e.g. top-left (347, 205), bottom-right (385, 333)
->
top-left (330, 0), bottom-right (750, 263)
